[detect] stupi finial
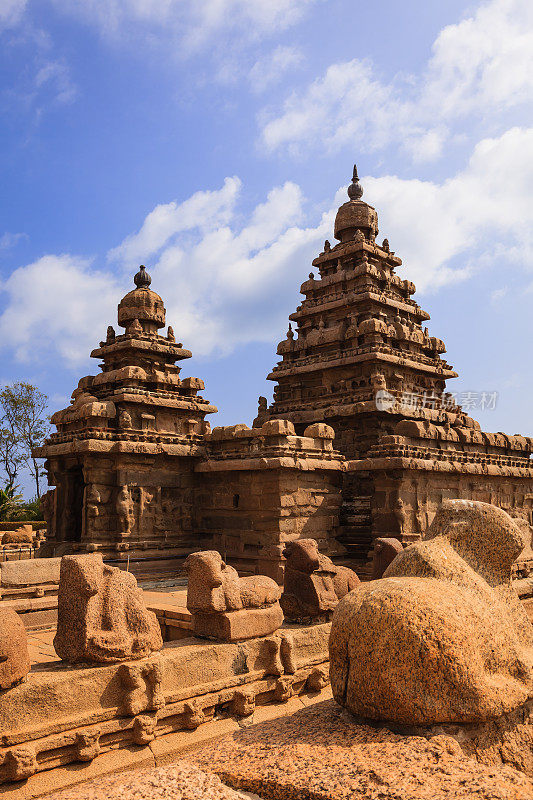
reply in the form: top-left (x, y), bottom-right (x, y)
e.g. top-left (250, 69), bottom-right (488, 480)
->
top-left (133, 265), bottom-right (152, 289)
top-left (347, 163), bottom-right (363, 201)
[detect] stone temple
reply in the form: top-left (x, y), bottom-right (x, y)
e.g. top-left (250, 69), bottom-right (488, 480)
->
top-left (6, 165), bottom-right (533, 800)
top-left (36, 165), bottom-right (533, 580)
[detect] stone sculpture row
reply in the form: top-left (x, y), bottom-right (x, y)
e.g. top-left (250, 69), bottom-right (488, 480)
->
top-left (0, 535), bottom-right (358, 688)
top-left (3, 499), bottom-right (532, 739)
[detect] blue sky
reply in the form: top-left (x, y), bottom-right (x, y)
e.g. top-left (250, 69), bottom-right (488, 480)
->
top-left (0, 0), bottom-right (532, 495)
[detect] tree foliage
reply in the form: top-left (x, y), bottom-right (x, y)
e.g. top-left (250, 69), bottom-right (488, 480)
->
top-left (0, 382), bottom-right (50, 500)
top-left (0, 485), bottom-right (23, 522)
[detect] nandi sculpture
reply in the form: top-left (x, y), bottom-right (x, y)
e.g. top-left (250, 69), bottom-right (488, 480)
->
top-left (185, 550), bottom-right (283, 641)
top-left (54, 554), bottom-right (163, 663)
top-left (281, 538), bottom-right (359, 622)
top-left (330, 500), bottom-right (533, 725)
top-left (371, 537), bottom-right (403, 579)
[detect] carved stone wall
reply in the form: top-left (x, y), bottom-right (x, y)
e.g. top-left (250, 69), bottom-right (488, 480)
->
top-left (194, 422), bottom-right (345, 574)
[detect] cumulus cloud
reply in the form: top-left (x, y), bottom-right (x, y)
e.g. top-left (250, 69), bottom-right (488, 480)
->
top-left (1, 127), bottom-right (531, 366)
top-left (364, 127), bottom-right (533, 291)
top-left (0, 255), bottom-right (121, 365)
top-left (112, 178), bottom-right (325, 356)
top-left (108, 178), bottom-right (242, 266)
top-left (260, 0), bottom-right (533, 159)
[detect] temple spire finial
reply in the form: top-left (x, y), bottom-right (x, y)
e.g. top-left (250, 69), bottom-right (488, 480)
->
top-left (134, 264), bottom-right (152, 289)
top-left (347, 163), bottom-right (363, 201)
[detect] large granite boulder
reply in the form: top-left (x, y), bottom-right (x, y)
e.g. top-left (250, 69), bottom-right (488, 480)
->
top-left (0, 608), bottom-right (30, 689)
top-left (330, 500), bottom-right (533, 725)
top-left (54, 554), bottom-right (163, 663)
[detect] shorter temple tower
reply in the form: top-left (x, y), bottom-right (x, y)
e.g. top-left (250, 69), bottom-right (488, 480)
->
top-left (36, 266), bottom-right (217, 573)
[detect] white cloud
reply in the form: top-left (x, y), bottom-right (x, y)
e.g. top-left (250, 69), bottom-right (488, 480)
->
top-left (491, 287), bottom-right (508, 303)
top-left (0, 0), bottom-right (26, 29)
top-left (0, 255), bottom-right (121, 365)
top-left (108, 177), bottom-right (242, 265)
top-left (34, 60), bottom-right (77, 105)
top-left (364, 127), bottom-right (533, 291)
top-left (1, 127), bottom-right (531, 366)
top-left (114, 178), bottom-right (320, 356)
top-left (260, 0), bottom-right (533, 159)
top-left (0, 232), bottom-right (26, 250)
top-left (249, 45), bottom-right (304, 93)
top-left (48, 0), bottom-right (317, 54)
top-left (0, 180), bottom-right (328, 365)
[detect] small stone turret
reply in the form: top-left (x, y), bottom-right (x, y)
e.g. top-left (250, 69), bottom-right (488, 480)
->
top-left (117, 266), bottom-right (166, 334)
top-left (334, 165), bottom-right (379, 243)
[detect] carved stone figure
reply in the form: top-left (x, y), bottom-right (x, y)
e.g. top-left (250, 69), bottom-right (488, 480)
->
top-left (119, 658), bottom-right (165, 715)
top-left (330, 500), bottom-right (533, 725)
top-left (86, 484), bottom-right (101, 519)
top-left (393, 497), bottom-right (408, 536)
top-left (371, 536), bottom-right (401, 579)
top-left (106, 326), bottom-right (115, 343)
top-left (167, 325), bottom-right (175, 342)
top-left (184, 550), bottom-right (283, 641)
top-left (54, 553), bottom-right (163, 663)
top-left (128, 318), bottom-right (143, 336)
top-left (118, 410), bottom-right (133, 429)
top-left (0, 609), bottom-right (31, 689)
top-left (281, 538), bottom-right (359, 621)
top-left (116, 485), bottom-right (132, 536)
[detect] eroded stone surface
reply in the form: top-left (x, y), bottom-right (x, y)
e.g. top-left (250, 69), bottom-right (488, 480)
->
top-left (54, 553), bottom-right (163, 663)
top-left (46, 761), bottom-right (248, 800)
top-left (0, 608), bottom-right (30, 689)
top-left (330, 500), bottom-right (533, 725)
top-left (192, 700), bottom-right (533, 800)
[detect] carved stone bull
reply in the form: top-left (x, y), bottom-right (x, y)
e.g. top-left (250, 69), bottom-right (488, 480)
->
top-left (184, 551), bottom-right (283, 641)
top-left (281, 538), bottom-right (359, 622)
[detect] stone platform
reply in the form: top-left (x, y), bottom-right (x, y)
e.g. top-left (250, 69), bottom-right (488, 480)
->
top-left (190, 700), bottom-right (533, 800)
top-left (0, 622), bottom-right (330, 798)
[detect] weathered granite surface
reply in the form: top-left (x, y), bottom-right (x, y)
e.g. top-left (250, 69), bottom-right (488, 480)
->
top-left (46, 761), bottom-right (248, 800)
top-left (330, 500), bottom-right (533, 725)
top-left (191, 700), bottom-right (533, 799)
top-left (54, 554), bottom-right (163, 663)
top-left (0, 608), bottom-right (30, 689)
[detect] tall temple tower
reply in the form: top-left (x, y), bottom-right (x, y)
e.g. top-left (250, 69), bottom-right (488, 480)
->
top-left (257, 165), bottom-right (458, 456)
top-left (257, 167), bottom-right (533, 572)
top-left (36, 266), bottom-right (217, 573)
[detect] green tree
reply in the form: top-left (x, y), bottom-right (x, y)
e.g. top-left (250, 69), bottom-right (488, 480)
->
top-left (0, 383), bottom-right (50, 501)
top-left (0, 422), bottom-right (24, 489)
top-left (0, 485), bottom-right (23, 522)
